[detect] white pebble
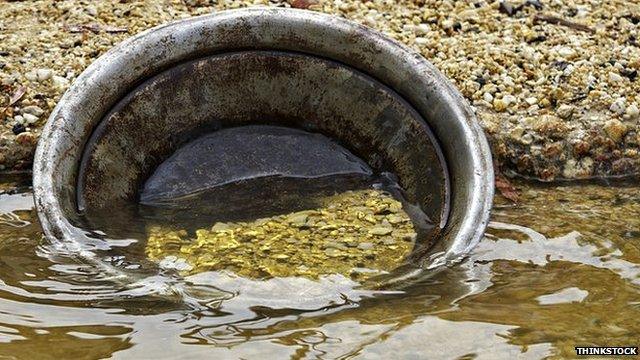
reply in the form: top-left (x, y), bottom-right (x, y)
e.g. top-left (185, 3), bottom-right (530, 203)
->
top-left (24, 72), bottom-right (38, 82)
top-left (36, 68), bottom-right (53, 81)
top-left (21, 105), bottom-right (44, 117)
top-left (610, 97), bottom-right (626, 114)
top-left (563, 64), bottom-right (575, 76)
top-left (608, 72), bottom-right (624, 83)
top-left (52, 75), bottom-right (69, 89)
top-left (22, 113), bottom-right (38, 124)
top-left (414, 37), bottom-right (428, 45)
top-left (14, 115), bottom-right (24, 124)
top-left (502, 94), bottom-right (517, 106)
top-left (483, 92), bottom-right (494, 103)
top-left (557, 47), bottom-right (576, 59)
top-left (626, 104), bottom-right (639, 119)
top-left (557, 104), bottom-right (574, 119)
top-left (416, 23), bottom-right (430, 35)
top-left (86, 5), bottom-right (98, 16)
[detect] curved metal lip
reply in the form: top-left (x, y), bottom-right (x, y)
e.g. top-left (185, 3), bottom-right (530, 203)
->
top-left (33, 7), bottom-right (494, 271)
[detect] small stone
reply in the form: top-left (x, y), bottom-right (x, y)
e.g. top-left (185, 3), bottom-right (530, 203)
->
top-left (509, 126), bottom-right (524, 141)
top-left (211, 222), bottom-right (231, 231)
top-left (323, 241), bottom-right (347, 250)
top-left (324, 248), bottom-right (342, 257)
top-left (562, 64), bottom-right (575, 77)
top-left (556, 104), bottom-right (574, 119)
top-left (286, 213), bottom-right (308, 226)
top-left (520, 133), bottom-right (534, 145)
top-left (289, 0), bottom-right (319, 9)
top-left (414, 37), bottom-right (428, 46)
top-left (86, 5), bottom-right (98, 16)
top-left (483, 92), bottom-right (494, 103)
top-left (499, 1), bottom-right (516, 16)
top-left (357, 242), bottom-right (374, 250)
top-left (341, 237), bottom-right (358, 247)
top-left (22, 113), bottom-right (38, 124)
top-left (24, 72), bottom-right (38, 82)
top-left (14, 115), bottom-right (24, 125)
top-left (12, 123), bottom-right (26, 135)
top-left (610, 98), bottom-right (626, 114)
top-left (493, 98), bottom-right (508, 112)
top-left (52, 75), bottom-right (69, 89)
top-left (625, 104), bottom-right (639, 119)
top-left (16, 131), bottom-right (36, 145)
top-left (608, 72), bottom-right (624, 83)
top-left (273, 254), bottom-right (290, 261)
top-left (382, 238), bottom-right (396, 245)
top-left (415, 23), bottom-right (430, 35)
top-left (21, 105), bottom-right (44, 117)
top-left (369, 227), bottom-right (393, 236)
top-left (524, 97), bottom-right (538, 105)
top-left (285, 237), bottom-right (298, 244)
top-left (557, 47), bottom-right (576, 59)
top-left (603, 119), bottom-right (628, 142)
top-left (35, 68), bottom-right (53, 81)
top-left (386, 214), bottom-right (404, 224)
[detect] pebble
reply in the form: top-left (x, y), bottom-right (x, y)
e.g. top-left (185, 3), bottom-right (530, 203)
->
top-left (86, 5), bottom-right (98, 17)
top-left (610, 98), bottom-right (626, 114)
top-left (493, 98), bottom-right (510, 112)
top-left (286, 213), bottom-right (308, 227)
top-left (608, 72), bottom-right (624, 83)
top-left (368, 227), bottom-right (393, 236)
top-left (273, 254), bottom-right (290, 261)
top-left (414, 37), bottom-right (428, 46)
top-left (415, 24), bottom-right (430, 35)
top-left (22, 113), bottom-right (38, 124)
top-left (382, 238), bottom-right (396, 245)
top-left (557, 47), bottom-right (576, 59)
top-left (21, 105), bottom-right (44, 117)
top-left (15, 132), bottom-right (36, 145)
top-left (35, 68), bottom-right (53, 81)
top-left (502, 94), bottom-right (516, 105)
top-left (625, 104), bottom-right (639, 120)
top-left (357, 242), bottom-right (374, 250)
top-left (557, 104), bottom-right (574, 120)
top-left (211, 222), bottom-right (231, 231)
top-left (12, 123), bottom-right (26, 135)
top-left (498, 1), bottom-right (516, 16)
top-left (603, 119), bottom-right (628, 142)
top-left (324, 248), bottom-right (342, 257)
top-left (52, 75), bottom-right (69, 89)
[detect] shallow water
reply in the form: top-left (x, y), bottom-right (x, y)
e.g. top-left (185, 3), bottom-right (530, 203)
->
top-left (0, 173), bottom-right (639, 359)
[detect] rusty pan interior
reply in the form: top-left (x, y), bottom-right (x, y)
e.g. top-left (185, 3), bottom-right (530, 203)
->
top-left (76, 51), bottom-right (450, 250)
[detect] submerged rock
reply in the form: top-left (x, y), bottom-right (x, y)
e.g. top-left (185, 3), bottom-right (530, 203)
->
top-left (140, 126), bottom-right (372, 205)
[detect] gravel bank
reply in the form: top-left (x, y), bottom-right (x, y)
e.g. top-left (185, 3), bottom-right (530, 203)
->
top-left (1, 0), bottom-right (639, 180)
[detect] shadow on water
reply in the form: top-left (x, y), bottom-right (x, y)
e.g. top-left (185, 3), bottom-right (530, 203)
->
top-left (0, 173), bottom-right (639, 359)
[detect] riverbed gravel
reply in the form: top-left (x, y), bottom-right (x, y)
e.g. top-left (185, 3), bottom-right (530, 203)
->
top-left (1, 0), bottom-right (639, 180)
